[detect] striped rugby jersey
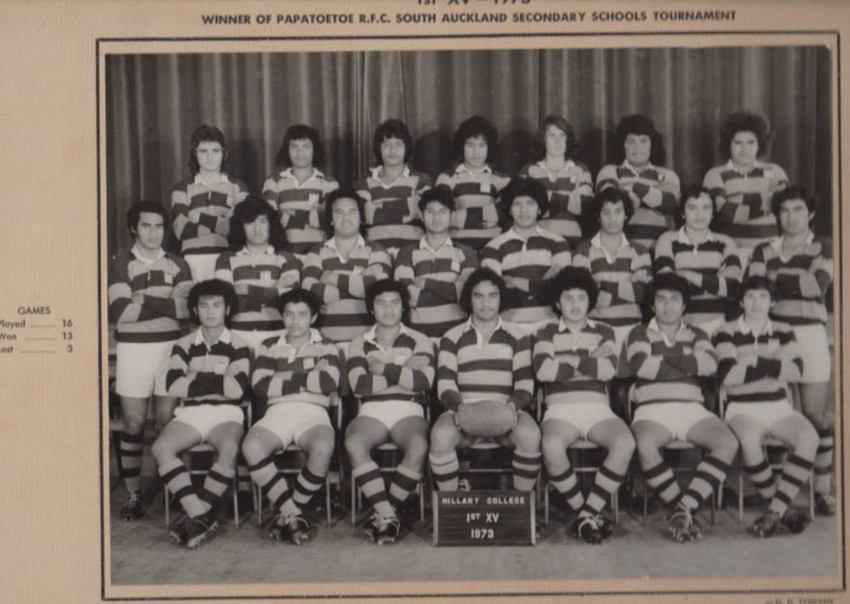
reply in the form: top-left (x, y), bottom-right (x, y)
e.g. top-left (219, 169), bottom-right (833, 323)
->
top-left (214, 246), bottom-right (301, 332)
top-left (437, 318), bottom-right (533, 412)
top-left (518, 160), bottom-right (594, 248)
top-left (597, 161), bottom-right (680, 252)
top-left (480, 226), bottom-right (571, 324)
top-left (171, 173), bottom-right (249, 256)
top-left (714, 317), bottom-right (803, 405)
top-left (572, 233), bottom-right (651, 327)
top-left (301, 235), bottom-right (392, 342)
top-left (355, 166), bottom-right (433, 251)
top-left (748, 232), bottom-right (833, 326)
top-left (654, 228), bottom-right (741, 327)
top-left (703, 161), bottom-right (788, 249)
top-left (347, 324), bottom-right (435, 404)
top-left (393, 237), bottom-right (478, 338)
top-left (108, 245), bottom-right (193, 343)
top-left (262, 167), bottom-right (340, 256)
top-left (252, 328), bottom-right (341, 408)
top-left (435, 164), bottom-right (510, 251)
top-left (165, 327), bottom-right (251, 406)
top-left (626, 319), bottom-right (717, 407)
top-left (533, 318), bottom-right (617, 406)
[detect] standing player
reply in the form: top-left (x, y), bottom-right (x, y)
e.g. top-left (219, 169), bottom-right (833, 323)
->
top-left (263, 124), bottom-right (340, 256)
top-left (748, 186), bottom-right (834, 515)
top-left (714, 276), bottom-right (817, 536)
top-left (518, 114), bottom-right (594, 248)
top-left (703, 111), bottom-right (789, 253)
top-left (356, 119), bottom-right (433, 255)
top-left (109, 201), bottom-right (193, 521)
top-left (301, 188), bottom-right (392, 343)
top-left (214, 195), bottom-right (301, 352)
top-left (480, 177), bottom-right (571, 331)
top-left (394, 187), bottom-right (479, 338)
top-left (171, 125), bottom-right (249, 281)
top-left (153, 280), bottom-right (251, 548)
top-left (429, 268), bottom-right (541, 498)
top-left (655, 185), bottom-right (741, 337)
top-left (345, 280), bottom-right (435, 544)
top-left (626, 273), bottom-right (739, 542)
top-left (597, 114), bottom-right (681, 253)
top-left (242, 289), bottom-right (341, 545)
top-left (436, 116), bottom-right (511, 251)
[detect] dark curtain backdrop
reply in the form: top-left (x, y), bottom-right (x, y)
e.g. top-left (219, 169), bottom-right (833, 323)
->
top-left (105, 46), bottom-right (832, 257)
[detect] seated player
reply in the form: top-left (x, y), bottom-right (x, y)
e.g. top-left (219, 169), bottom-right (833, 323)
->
top-left (596, 114), bottom-right (681, 252)
top-left (302, 188), bottom-right (392, 342)
top-left (242, 289), bottom-right (341, 545)
top-left (394, 187), bottom-right (479, 338)
top-left (518, 114), bottom-right (594, 248)
top-left (714, 276), bottom-right (817, 536)
top-left (480, 177), bottom-right (571, 331)
top-left (429, 268), bottom-right (541, 498)
top-left (436, 116), bottom-right (511, 251)
top-left (214, 195), bottom-right (301, 352)
top-left (356, 119), bottom-right (433, 255)
top-left (152, 280), bottom-right (251, 548)
top-left (263, 124), bottom-right (340, 256)
top-left (345, 280), bottom-right (435, 544)
top-left (534, 267), bottom-right (635, 543)
top-left (655, 185), bottom-right (741, 337)
top-left (627, 273), bottom-right (739, 542)
top-left (108, 200), bottom-right (192, 521)
top-left (171, 125), bottom-right (249, 281)
top-left (748, 186), bottom-right (835, 515)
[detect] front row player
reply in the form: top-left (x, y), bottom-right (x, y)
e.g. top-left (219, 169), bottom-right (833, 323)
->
top-left (151, 280), bottom-right (251, 548)
top-left (243, 289), bottom-right (341, 545)
top-left (345, 280), bottom-right (435, 545)
top-left (533, 267), bottom-right (635, 543)
top-left (627, 273), bottom-right (739, 542)
top-left (430, 268), bottom-right (542, 497)
top-left (714, 276), bottom-right (817, 537)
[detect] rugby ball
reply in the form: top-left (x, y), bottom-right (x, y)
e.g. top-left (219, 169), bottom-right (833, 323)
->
top-left (457, 401), bottom-right (515, 437)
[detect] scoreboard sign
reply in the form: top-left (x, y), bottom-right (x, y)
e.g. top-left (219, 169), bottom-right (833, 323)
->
top-left (432, 490), bottom-right (536, 546)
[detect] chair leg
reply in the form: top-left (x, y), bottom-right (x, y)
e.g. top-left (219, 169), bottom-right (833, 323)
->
top-left (613, 490), bottom-right (619, 524)
top-left (738, 474), bottom-right (744, 523)
top-left (325, 477), bottom-right (332, 528)
top-left (256, 484), bottom-right (263, 526)
top-left (232, 477), bottom-right (240, 529)
top-left (642, 480), bottom-right (648, 525)
top-left (808, 476), bottom-right (815, 519)
top-left (351, 476), bottom-right (357, 526)
top-left (419, 481), bottom-right (426, 525)
top-left (163, 488), bottom-right (170, 527)
top-left (544, 482), bottom-right (549, 526)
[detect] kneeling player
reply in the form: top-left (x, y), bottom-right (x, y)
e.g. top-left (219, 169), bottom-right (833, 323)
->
top-left (430, 268), bottom-right (542, 498)
top-left (627, 273), bottom-right (739, 542)
top-left (714, 276), bottom-right (817, 536)
top-left (152, 280), bottom-right (251, 548)
top-left (534, 267), bottom-right (635, 543)
top-left (345, 280), bottom-right (435, 544)
top-left (242, 289), bottom-right (341, 544)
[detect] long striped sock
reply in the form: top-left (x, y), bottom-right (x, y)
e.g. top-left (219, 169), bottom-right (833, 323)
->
top-left (547, 465), bottom-right (584, 511)
top-left (744, 458), bottom-right (776, 501)
top-left (681, 456), bottom-right (729, 512)
top-left (200, 462), bottom-right (234, 514)
top-left (292, 466), bottom-right (326, 509)
top-left (387, 465), bottom-right (422, 509)
top-left (159, 459), bottom-right (206, 518)
top-left (770, 454), bottom-right (815, 516)
top-left (429, 452), bottom-right (459, 492)
top-left (352, 461), bottom-right (395, 518)
top-left (579, 464), bottom-right (624, 518)
top-left (512, 451), bottom-right (542, 492)
top-left (644, 461), bottom-right (681, 505)
top-left (814, 427), bottom-right (834, 494)
top-left (120, 432), bottom-right (145, 494)
top-left (248, 453), bottom-right (297, 519)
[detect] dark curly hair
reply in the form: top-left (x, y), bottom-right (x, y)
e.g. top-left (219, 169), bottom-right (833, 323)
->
top-left (531, 114), bottom-right (580, 162)
top-left (651, 272), bottom-right (690, 309)
top-left (227, 195), bottom-right (286, 252)
top-left (499, 177), bottom-right (549, 223)
top-left (771, 185), bottom-right (819, 227)
top-left (676, 185), bottom-right (717, 229)
top-left (275, 124), bottom-right (326, 169)
top-left (278, 288), bottom-right (322, 318)
top-left (323, 187), bottom-right (368, 236)
top-left (459, 268), bottom-right (506, 315)
top-left (738, 275), bottom-right (777, 304)
top-left (718, 111), bottom-right (771, 161)
top-left (127, 200), bottom-right (169, 237)
top-left (372, 119), bottom-right (413, 165)
top-left (188, 125), bottom-right (229, 175)
top-left (588, 187), bottom-right (634, 228)
top-left (365, 279), bottom-right (410, 320)
top-left (418, 187), bottom-right (455, 214)
top-left (548, 267), bottom-right (599, 314)
top-left (187, 279), bottom-right (239, 327)
top-left (452, 116), bottom-right (498, 163)
top-left (610, 114), bottom-right (667, 166)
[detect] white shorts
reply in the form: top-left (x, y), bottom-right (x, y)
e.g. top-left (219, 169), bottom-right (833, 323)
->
top-left (725, 400), bottom-right (798, 435)
top-left (115, 340), bottom-right (173, 398)
top-left (792, 324), bottom-right (831, 383)
top-left (232, 329), bottom-right (281, 353)
top-left (358, 401), bottom-right (424, 431)
top-left (254, 402), bottom-right (331, 448)
top-left (171, 404), bottom-right (244, 442)
top-left (185, 253), bottom-right (220, 282)
top-left (632, 402), bottom-right (715, 441)
top-left (543, 403), bottom-right (618, 440)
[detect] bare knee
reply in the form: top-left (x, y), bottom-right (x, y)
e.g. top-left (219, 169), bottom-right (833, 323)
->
top-left (307, 434), bottom-right (336, 467)
top-left (610, 432), bottom-right (636, 463)
top-left (240, 432), bottom-right (270, 465)
top-left (402, 434), bottom-right (429, 466)
top-left (429, 419), bottom-right (459, 455)
top-left (541, 433), bottom-right (567, 463)
top-left (710, 429), bottom-right (739, 462)
top-left (151, 437), bottom-right (177, 466)
top-left (215, 439), bottom-right (241, 467)
top-left (512, 420), bottom-right (541, 453)
top-left (344, 431), bottom-right (371, 465)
